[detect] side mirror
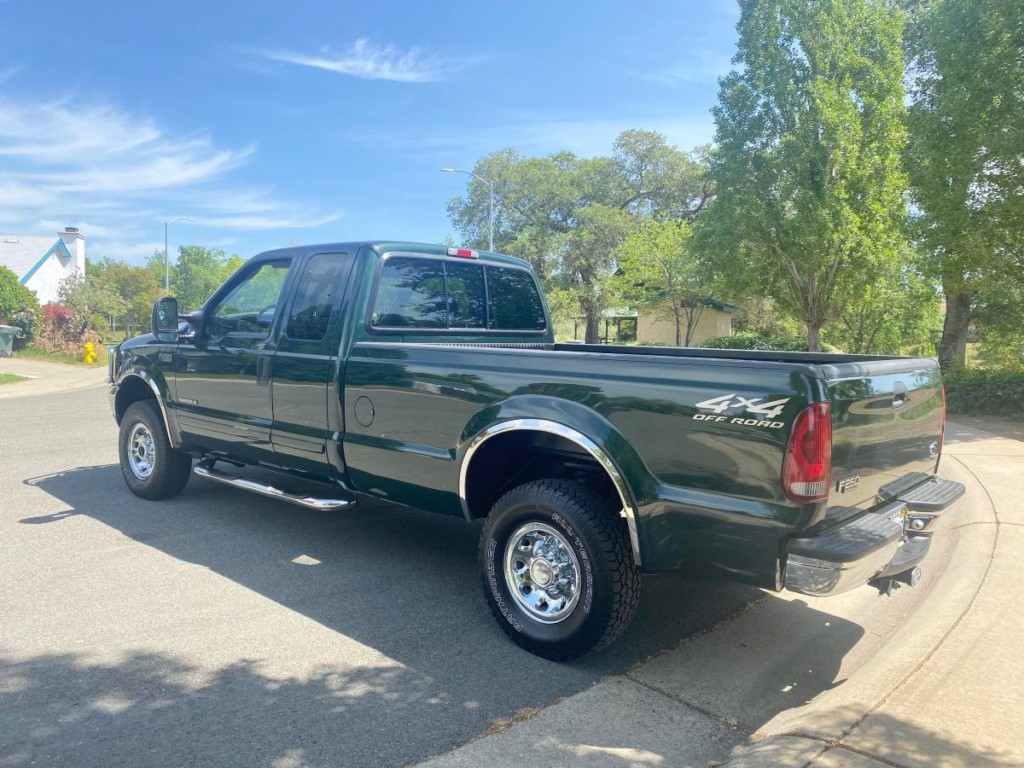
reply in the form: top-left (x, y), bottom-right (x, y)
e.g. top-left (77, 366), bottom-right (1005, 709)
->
top-left (152, 297), bottom-right (179, 342)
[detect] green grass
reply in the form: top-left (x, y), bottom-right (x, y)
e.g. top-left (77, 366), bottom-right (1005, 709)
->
top-left (15, 345), bottom-right (108, 367)
top-left (0, 373), bottom-right (28, 386)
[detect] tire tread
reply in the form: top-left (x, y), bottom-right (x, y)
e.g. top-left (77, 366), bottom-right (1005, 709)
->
top-left (119, 399), bottom-right (191, 500)
top-left (480, 478), bottom-right (640, 660)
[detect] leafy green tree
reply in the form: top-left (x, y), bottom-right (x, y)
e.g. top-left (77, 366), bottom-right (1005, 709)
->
top-left (146, 250), bottom-right (176, 295)
top-left (827, 248), bottom-right (942, 354)
top-left (613, 219), bottom-right (718, 346)
top-left (906, 0), bottom-right (1024, 369)
top-left (0, 265), bottom-right (41, 342)
top-left (57, 273), bottom-right (130, 337)
top-left (173, 245), bottom-right (232, 312)
top-left (90, 259), bottom-right (164, 337)
top-left (731, 296), bottom-right (802, 339)
top-left (973, 283), bottom-right (1024, 368)
top-left (561, 205), bottom-right (638, 342)
top-left (0, 266), bottom-right (38, 319)
top-left (698, 0), bottom-right (909, 351)
top-left (446, 131), bottom-right (709, 342)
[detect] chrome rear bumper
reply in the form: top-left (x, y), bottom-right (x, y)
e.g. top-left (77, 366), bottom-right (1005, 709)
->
top-left (784, 501), bottom-right (907, 596)
top-left (784, 474), bottom-right (965, 597)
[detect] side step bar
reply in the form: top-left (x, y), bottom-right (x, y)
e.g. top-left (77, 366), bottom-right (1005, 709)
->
top-left (194, 460), bottom-right (355, 511)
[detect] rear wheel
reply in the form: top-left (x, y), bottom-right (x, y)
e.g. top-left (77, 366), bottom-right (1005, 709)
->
top-left (119, 400), bottom-right (192, 500)
top-left (479, 478), bottom-right (640, 660)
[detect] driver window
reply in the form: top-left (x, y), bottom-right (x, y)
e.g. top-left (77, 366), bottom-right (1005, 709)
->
top-left (208, 259), bottom-right (291, 338)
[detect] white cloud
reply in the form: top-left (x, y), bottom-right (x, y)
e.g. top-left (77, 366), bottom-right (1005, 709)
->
top-left (494, 115), bottom-right (716, 156)
top-left (0, 65), bottom-right (22, 85)
top-left (347, 112), bottom-right (715, 160)
top-left (645, 50), bottom-right (734, 87)
top-left (193, 212), bottom-right (343, 230)
top-left (0, 180), bottom-right (53, 207)
top-left (87, 238), bottom-right (167, 263)
top-left (0, 99), bottom-right (253, 190)
top-left (36, 219), bottom-right (119, 238)
top-left (0, 97), bottom-right (341, 262)
top-left (253, 38), bottom-right (474, 83)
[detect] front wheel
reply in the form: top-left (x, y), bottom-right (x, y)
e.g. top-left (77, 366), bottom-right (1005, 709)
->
top-left (479, 478), bottom-right (640, 660)
top-left (118, 400), bottom-right (192, 500)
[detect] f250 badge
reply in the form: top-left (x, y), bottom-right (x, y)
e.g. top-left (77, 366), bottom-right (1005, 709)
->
top-left (836, 475), bottom-right (860, 493)
top-left (692, 394), bottom-right (790, 429)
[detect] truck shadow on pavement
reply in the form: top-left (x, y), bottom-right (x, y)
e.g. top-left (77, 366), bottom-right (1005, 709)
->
top-left (14, 463), bottom-right (877, 767)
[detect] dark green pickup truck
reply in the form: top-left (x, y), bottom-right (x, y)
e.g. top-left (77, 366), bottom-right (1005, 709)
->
top-left (109, 241), bottom-right (964, 659)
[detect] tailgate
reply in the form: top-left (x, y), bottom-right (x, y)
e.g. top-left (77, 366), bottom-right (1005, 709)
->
top-left (823, 358), bottom-right (944, 512)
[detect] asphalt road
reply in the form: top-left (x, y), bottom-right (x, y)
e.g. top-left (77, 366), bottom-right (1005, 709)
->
top-left (0, 386), bottom-right (761, 768)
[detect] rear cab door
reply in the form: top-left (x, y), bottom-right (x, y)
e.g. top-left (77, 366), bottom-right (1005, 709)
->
top-left (270, 250), bottom-right (356, 481)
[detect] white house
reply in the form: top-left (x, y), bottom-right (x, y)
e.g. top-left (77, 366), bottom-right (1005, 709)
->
top-left (0, 227), bottom-right (86, 306)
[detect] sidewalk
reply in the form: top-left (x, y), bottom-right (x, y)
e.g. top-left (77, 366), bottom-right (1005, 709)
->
top-left (0, 357), bottom-right (107, 400)
top-left (419, 418), bottom-right (1023, 768)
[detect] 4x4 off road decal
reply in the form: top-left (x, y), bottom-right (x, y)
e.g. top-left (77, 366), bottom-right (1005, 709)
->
top-left (692, 393), bottom-right (790, 429)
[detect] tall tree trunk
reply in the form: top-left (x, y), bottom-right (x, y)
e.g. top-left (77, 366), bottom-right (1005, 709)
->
top-left (807, 322), bottom-right (822, 352)
top-left (584, 310), bottom-right (601, 344)
top-left (685, 305), bottom-right (705, 347)
top-left (938, 291), bottom-right (971, 370)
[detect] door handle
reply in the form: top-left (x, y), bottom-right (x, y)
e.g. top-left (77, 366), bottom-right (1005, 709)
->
top-left (892, 382), bottom-right (908, 408)
top-left (257, 356), bottom-right (271, 386)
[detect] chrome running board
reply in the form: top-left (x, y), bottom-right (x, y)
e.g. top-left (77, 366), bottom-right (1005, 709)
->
top-left (194, 460), bottom-right (355, 511)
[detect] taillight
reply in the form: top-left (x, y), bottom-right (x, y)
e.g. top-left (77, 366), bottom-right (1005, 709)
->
top-left (782, 402), bottom-right (832, 502)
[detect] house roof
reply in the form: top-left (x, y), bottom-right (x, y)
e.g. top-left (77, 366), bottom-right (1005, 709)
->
top-left (0, 236), bottom-right (70, 283)
top-left (703, 297), bottom-right (740, 312)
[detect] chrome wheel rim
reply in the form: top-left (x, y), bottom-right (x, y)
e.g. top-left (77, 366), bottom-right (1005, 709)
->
top-left (504, 522), bottom-right (582, 624)
top-left (127, 423), bottom-right (156, 480)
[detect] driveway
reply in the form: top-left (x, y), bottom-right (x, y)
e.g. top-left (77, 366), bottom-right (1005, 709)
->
top-left (0, 386), bottom-right (761, 767)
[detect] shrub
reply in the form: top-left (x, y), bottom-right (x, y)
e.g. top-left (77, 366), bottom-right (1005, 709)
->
top-left (943, 366), bottom-right (1024, 421)
top-left (0, 265), bottom-right (41, 344)
top-left (9, 307), bottom-right (39, 348)
top-left (698, 332), bottom-right (811, 351)
top-left (33, 303), bottom-right (99, 355)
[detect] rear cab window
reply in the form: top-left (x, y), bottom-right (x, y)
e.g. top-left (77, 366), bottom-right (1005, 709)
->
top-left (286, 253), bottom-right (350, 342)
top-left (369, 254), bottom-right (547, 334)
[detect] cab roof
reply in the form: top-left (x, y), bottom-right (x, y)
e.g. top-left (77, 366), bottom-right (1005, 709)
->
top-left (251, 241), bottom-right (533, 270)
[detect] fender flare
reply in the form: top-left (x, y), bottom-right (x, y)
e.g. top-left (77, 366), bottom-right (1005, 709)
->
top-left (459, 418), bottom-right (642, 566)
top-left (116, 369), bottom-right (182, 449)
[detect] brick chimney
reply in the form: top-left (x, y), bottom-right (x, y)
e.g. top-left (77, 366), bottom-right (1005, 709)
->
top-left (58, 227), bottom-right (86, 277)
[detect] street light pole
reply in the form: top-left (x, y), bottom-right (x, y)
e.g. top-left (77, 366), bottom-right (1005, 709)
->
top-left (440, 168), bottom-right (493, 251)
top-left (164, 218), bottom-right (193, 293)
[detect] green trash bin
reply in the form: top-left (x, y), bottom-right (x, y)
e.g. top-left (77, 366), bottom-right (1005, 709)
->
top-left (0, 325), bottom-right (22, 358)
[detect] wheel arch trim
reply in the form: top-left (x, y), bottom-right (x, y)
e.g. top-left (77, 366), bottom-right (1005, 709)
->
top-left (116, 369), bottom-right (182, 449)
top-left (458, 418), bottom-right (642, 566)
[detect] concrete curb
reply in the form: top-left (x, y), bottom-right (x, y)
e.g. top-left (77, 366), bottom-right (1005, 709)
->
top-left (418, 420), bottom-right (1017, 768)
top-left (0, 358), bottom-right (106, 400)
top-left (715, 455), bottom-right (998, 766)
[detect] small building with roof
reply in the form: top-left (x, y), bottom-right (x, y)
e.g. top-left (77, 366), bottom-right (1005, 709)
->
top-left (0, 227), bottom-right (86, 306)
top-left (636, 297), bottom-right (738, 346)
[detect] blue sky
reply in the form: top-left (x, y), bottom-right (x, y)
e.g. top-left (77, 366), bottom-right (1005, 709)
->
top-left (0, 0), bottom-right (738, 264)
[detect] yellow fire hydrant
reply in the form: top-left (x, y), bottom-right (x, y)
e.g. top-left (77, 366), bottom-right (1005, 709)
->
top-left (83, 341), bottom-right (96, 365)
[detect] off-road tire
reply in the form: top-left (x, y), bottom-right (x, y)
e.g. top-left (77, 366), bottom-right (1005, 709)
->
top-left (479, 478), bottom-right (640, 660)
top-left (119, 400), bottom-right (192, 500)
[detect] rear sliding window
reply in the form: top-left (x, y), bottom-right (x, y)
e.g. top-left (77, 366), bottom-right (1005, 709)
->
top-left (486, 265), bottom-right (547, 331)
top-left (370, 256), bottom-right (545, 331)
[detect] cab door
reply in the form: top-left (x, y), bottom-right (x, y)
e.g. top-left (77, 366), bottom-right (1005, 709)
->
top-left (270, 251), bottom-right (355, 480)
top-left (175, 257), bottom-right (293, 466)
